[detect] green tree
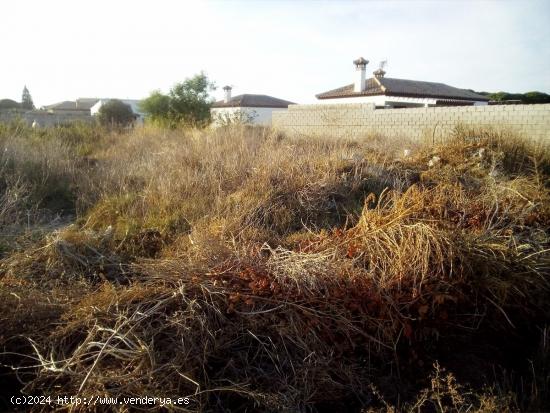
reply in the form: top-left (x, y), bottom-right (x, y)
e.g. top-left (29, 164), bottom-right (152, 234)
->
top-left (21, 86), bottom-right (35, 110)
top-left (168, 72), bottom-right (215, 126)
top-left (488, 92), bottom-right (523, 102)
top-left (476, 90), bottom-right (550, 104)
top-left (523, 91), bottom-right (550, 104)
top-left (487, 91), bottom-right (511, 102)
top-left (140, 72), bottom-right (216, 127)
top-left (97, 99), bottom-right (135, 127)
top-left (138, 91), bottom-right (170, 123)
top-left (0, 99), bottom-right (21, 110)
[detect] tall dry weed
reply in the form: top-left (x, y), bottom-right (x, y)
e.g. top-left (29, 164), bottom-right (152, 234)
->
top-left (1, 123), bottom-right (549, 412)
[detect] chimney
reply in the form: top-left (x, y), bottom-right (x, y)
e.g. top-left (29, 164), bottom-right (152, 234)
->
top-left (373, 68), bottom-right (386, 79)
top-left (223, 85), bottom-right (232, 103)
top-left (353, 57), bottom-right (369, 92)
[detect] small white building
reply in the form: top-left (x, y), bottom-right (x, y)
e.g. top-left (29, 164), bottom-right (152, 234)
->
top-left (211, 86), bottom-right (295, 126)
top-left (316, 57), bottom-right (489, 108)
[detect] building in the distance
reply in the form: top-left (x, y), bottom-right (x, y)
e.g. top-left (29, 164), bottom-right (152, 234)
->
top-left (211, 86), bottom-right (295, 126)
top-left (316, 57), bottom-right (489, 108)
top-left (43, 98), bottom-right (144, 122)
top-left (43, 98), bottom-right (99, 115)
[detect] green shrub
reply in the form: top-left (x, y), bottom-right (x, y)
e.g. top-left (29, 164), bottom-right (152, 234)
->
top-left (140, 72), bottom-right (215, 128)
top-left (97, 99), bottom-right (135, 127)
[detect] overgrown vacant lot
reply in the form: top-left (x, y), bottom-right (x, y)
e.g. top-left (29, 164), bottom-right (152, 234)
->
top-left (1, 121), bottom-right (549, 412)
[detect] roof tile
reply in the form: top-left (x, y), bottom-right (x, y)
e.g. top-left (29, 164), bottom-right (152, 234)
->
top-left (316, 77), bottom-right (489, 102)
top-left (212, 94), bottom-right (295, 108)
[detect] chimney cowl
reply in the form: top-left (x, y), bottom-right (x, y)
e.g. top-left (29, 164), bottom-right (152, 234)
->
top-left (373, 68), bottom-right (386, 78)
top-left (223, 85), bottom-right (232, 103)
top-left (353, 57), bottom-right (369, 67)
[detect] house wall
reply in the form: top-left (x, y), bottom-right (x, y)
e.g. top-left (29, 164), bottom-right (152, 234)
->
top-left (47, 109), bottom-right (91, 115)
top-left (211, 107), bottom-right (286, 126)
top-left (272, 103), bottom-right (550, 144)
top-left (0, 110), bottom-right (94, 126)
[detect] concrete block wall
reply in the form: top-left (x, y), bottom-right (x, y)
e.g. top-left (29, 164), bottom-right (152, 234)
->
top-left (0, 111), bottom-right (94, 127)
top-left (272, 103), bottom-right (550, 144)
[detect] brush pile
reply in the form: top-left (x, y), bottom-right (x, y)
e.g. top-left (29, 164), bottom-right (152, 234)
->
top-left (1, 124), bottom-right (549, 412)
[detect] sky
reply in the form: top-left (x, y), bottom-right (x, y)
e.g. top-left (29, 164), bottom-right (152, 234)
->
top-left (1, 0), bottom-right (549, 107)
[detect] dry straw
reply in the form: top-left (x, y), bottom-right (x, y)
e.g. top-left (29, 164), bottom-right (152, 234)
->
top-left (1, 123), bottom-right (549, 411)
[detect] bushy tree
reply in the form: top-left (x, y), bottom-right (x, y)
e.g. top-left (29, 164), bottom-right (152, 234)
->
top-left (523, 91), bottom-right (550, 104)
top-left (486, 91), bottom-right (510, 101)
top-left (140, 72), bottom-right (215, 127)
top-left (168, 73), bottom-right (215, 126)
top-left (138, 91), bottom-right (170, 123)
top-left (97, 99), bottom-right (135, 127)
top-left (0, 99), bottom-right (21, 110)
top-left (21, 86), bottom-right (34, 110)
top-left (476, 90), bottom-right (550, 104)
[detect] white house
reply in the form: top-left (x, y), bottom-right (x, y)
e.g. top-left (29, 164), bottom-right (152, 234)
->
top-left (316, 57), bottom-right (489, 108)
top-left (211, 86), bottom-right (295, 126)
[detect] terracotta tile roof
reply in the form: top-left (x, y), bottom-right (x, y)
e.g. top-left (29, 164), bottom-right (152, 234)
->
top-left (44, 99), bottom-right (100, 111)
top-left (316, 77), bottom-right (489, 102)
top-left (43, 101), bottom-right (86, 111)
top-left (212, 94), bottom-right (295, 108)
top-left (76, 98), bottom-right (100, 109)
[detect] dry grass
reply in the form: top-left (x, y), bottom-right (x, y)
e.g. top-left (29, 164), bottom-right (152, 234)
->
top-left (1, 122), bottom-right (549, 412)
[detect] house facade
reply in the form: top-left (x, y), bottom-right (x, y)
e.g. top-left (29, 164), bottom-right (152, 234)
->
top-left (211, 86), bottom-right (294, 126)
top-left (316, 58), bottom-right (489, 108)
top-left (43, 98), bottom-right (144, 122)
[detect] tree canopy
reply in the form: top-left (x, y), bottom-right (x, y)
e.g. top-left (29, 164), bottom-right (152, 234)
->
top-left (138, 91), bottom-right (170, 123)
top-left (0, 99), bottom-right (21, 110)
top-left (21, 86), bottom-right (35, 110)
top-left (139, 72), bottom-right (216, 127)
top-left (475, 90), bottom-right (550, 104)
top-left (522, 91), bottom-right (550, 104)
top-left (97, 99), bottom-right (135, 127)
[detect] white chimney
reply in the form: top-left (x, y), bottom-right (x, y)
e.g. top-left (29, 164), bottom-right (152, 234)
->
top-left (353, 57), bottom-right (369, 92)
top-left (223, 85), bottom-right (232, 103)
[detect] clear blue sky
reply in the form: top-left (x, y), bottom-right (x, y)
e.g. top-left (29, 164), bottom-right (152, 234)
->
top-left (1, 0), bottom-right (549, 107)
